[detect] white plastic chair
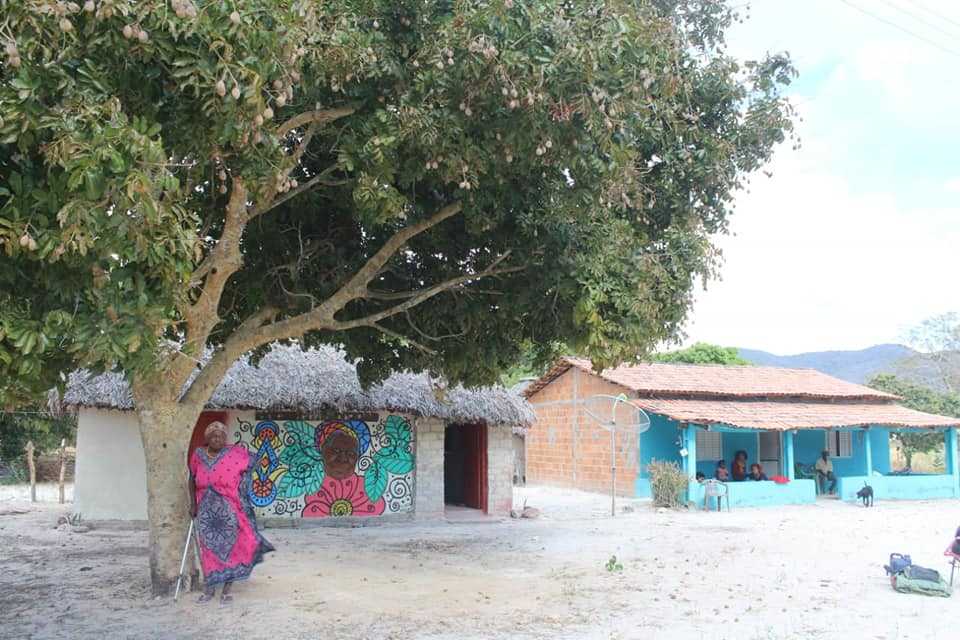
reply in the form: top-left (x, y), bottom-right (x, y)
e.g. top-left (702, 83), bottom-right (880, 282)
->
top-left (703, 479), bottom-right (730, 512)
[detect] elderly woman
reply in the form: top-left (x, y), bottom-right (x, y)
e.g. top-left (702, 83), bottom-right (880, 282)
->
top-left (188, 421), bottom-right (274, 604)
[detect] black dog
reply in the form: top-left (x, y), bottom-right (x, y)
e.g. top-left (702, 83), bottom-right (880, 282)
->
top-left (856, 482), bottom-right (874, 507)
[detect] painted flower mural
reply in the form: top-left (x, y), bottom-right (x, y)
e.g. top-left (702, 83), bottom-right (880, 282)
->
top-left (235, 415), bottom-right (415, 519)
top-left (303, 473), bottom-right (385, 517)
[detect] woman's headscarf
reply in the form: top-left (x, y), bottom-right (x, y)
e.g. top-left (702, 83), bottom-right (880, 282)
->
top-left (204, 420), bottom-right (228, 442)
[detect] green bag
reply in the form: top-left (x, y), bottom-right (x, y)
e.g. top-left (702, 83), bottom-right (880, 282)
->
top-left (891, 566), bottom-right (953, 598)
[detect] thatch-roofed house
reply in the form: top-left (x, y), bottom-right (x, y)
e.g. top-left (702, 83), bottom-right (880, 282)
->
top-left (65, 345), bottom-right (533, 523)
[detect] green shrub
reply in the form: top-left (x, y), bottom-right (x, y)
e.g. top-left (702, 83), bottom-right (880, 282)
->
top-left (648, 459), bottom-right (689, 509)
top-left (0, 460), bottom-right (26, 485)
top-left (0, 410), bottom-right (76, 463)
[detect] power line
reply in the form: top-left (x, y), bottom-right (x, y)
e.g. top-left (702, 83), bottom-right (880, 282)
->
top-left (902, 0), bottom-right (960, 31)
top-left (838, 0), bottom-right (960, 58)
top-left (876, 0), bottom-right (960, 42)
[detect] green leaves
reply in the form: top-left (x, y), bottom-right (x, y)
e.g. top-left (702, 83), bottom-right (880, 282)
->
top-left (654, 343), bottom-right (750, 365)
top-left (364, 459), bottom-right (389, 503)
top-left (0, 0), bottom-right (795, 408)
top-left (374, 415), bottom-right (415, 476)
top-left (276, 421), bottom-right (325, 498)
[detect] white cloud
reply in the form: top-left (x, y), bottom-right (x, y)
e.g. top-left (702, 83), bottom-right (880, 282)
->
top-left (684, 126), bottom-right (960, 354)
top-left (679, 0), bottom-right (960, 355)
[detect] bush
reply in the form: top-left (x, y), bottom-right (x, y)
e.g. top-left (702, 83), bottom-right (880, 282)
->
top-left (0, 460), bottom-right (27, 485)
top-left (0, 410), bottom-right (77, 463)
top-left (648, 459), bottom-right (689, 509)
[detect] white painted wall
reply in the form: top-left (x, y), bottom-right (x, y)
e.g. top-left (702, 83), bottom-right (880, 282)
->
top-left (75, 408), bottom-right (253, 521)
top-left (74, 409), bottom-right (148, 520)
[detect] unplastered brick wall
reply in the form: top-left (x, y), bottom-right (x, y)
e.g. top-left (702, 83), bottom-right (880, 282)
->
top-left (414, 417), bottom-right (445, 520)
top-left (487, 424), bottom-right (514, 516)
top-left (526, 367), bottom-right (639, 496)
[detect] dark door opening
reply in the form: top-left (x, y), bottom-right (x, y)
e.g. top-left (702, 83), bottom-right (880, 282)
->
top-left (444, 424), bottom-right (488, 512)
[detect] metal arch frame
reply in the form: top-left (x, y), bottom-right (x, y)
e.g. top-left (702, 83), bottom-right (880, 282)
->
top-left (581, 393), bottom-right (651, 516)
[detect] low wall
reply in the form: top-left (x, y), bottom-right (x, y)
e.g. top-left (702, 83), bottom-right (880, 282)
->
top-left (635, 478), bottom-right (651, 499)
top-left (838, 474), bottom-right (959, 502)
top-left (690, 479), bottom-right (816, 509)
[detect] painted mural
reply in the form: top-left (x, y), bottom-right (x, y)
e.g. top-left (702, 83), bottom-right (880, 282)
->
top-left (233, 415), bottom-right (415, 518)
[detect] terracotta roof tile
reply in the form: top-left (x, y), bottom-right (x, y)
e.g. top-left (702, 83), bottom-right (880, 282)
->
top-left (632, 398), bottom-right (960, 431)
top-left (524, 358), bottom-right (898, 401)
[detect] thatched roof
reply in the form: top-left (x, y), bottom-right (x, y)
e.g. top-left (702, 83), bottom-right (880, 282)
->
top-left (62, 344), bottom-right (533, 428)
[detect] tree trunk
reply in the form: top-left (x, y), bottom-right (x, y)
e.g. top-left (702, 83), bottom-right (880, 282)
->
top-left (136, 401), bottom-right (204, 596)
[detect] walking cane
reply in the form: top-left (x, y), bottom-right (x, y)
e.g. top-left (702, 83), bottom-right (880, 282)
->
top-left (173, 518), bottom-right (195, 602)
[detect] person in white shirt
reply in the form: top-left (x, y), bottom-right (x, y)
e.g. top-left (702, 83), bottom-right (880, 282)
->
top-left (815, 449), bottom-right (836, 495)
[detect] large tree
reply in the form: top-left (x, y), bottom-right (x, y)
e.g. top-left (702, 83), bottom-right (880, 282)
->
top-left (653, 341), bottom-right (749, 365)
top-left (0, 0), bottom-right (794, 592)
top-left (898, 312), bottom-right (960, 393)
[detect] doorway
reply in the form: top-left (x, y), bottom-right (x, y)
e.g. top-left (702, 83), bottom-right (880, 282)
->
top-left (444, 424), bottom-right (488, 512)
top-left (758, 431), bottom-right (782, 477)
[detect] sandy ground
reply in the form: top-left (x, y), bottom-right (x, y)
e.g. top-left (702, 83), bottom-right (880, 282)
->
top-left (3, 485), bottom-right (960, 640)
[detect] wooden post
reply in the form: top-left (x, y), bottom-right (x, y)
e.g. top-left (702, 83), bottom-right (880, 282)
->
top-left (58, 438), bottom-right (67, 504)
top-left (25, 441), bottom-right (36, 503)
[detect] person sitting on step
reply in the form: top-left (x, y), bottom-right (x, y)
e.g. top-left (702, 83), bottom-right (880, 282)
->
top-left (815, 449), bottom-right (837, 495)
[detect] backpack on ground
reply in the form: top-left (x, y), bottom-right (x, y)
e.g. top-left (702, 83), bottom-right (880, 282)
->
top-left (891, 567), bottom-right (952, 597)
top-left (884, 553), bottom-right (952, 597)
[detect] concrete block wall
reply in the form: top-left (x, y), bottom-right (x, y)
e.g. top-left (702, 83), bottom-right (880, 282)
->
top-left (487, 425), bottom-right (515, 516)
top-left (526, 368), bottom-right (639, 496)
top-left (414, 417), bottom-right (445, 520)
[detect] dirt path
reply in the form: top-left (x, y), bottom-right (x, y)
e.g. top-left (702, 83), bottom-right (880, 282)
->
top-left (2, 486), bottom-right (959, 639)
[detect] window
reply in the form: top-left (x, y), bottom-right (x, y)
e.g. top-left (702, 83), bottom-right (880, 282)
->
top-left (825, 430), bottom-right (852, 458)
top-left (696, 430), bottom-right (722, 461)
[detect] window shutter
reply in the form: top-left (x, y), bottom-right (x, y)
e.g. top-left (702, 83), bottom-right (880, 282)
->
top-left (696, 430), bottom-right (722, 461)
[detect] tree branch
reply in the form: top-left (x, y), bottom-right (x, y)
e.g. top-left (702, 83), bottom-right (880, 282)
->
top-left (247, 173), bottom-right (346, 222)
top-left (336, 255), bottom-right (523, 330)
top-left (405, 312), bottom-right (468, 342)
top-left (178, 202), bottom-right (474, 406)
top-left (324, 202), bottom-right (464, 313)
top-left (369, 323), bottom-right (437, 355)
top-left (179, 306), bottom-right (280, 408)
top-left (277, 106), bottom-right (356, 137)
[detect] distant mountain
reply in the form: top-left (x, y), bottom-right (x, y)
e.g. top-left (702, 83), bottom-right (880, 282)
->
top-left (737, 344), bottom-right (916, 384)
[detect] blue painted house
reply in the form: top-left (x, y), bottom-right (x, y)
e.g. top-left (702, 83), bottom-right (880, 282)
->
top-left (525, 359), bottom-right (960, 508)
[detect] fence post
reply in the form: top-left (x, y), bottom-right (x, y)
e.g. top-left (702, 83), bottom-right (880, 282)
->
top-left (58, 438), bottom-right (67, 504)
top-left (25, 441), bottom-right (36, 503)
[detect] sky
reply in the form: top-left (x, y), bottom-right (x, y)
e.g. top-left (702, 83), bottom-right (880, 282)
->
top-left (682, 0), bottom-right (960, 355)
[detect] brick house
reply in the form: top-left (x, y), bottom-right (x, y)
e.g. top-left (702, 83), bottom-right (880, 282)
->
top-left (524, 358), bottom-right (960, 507)
top-left (63, 344), bottom-right (531, 524)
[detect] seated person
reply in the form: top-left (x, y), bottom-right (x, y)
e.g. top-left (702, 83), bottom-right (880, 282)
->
top-left (695, 471), bottom-right (706, 483)
top-left (815, 449), bottom-right (837, 494)
top-left (731, 450), bottom-right (748, 481)
top-left (748, 463), bottom-right (768, 481)
top-left (714, 460), bottom-right (729, 481)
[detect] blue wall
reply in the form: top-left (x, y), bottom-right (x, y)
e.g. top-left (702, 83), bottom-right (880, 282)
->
top-left (795, 430), bottom-right (827, 468)
top-left (635, 413), bottom-right (682, 498)
top-left (691, 478), bottom-right (816, 509)
top-left (838, 474), bottom-right (959, 501)
top-left (869, 429), bottom-right (891, 474)
top-left (795, 429), bottom-right (869, 476)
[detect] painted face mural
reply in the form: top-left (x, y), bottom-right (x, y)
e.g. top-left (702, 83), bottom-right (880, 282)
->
top-left (318, 425), bottom-right (362, 479)
top-left (234, 416), bottom-right (415, 518)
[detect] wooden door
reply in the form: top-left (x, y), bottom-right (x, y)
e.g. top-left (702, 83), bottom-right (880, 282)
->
top-left (462, 424), bottom-right (488, 512)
